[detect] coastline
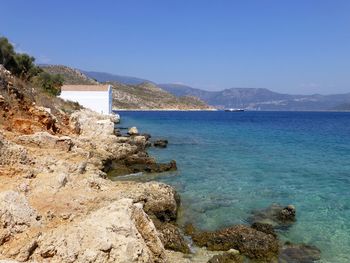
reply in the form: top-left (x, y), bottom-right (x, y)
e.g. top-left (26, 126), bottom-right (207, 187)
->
top-left (0, 67), bottom-right (325, 262)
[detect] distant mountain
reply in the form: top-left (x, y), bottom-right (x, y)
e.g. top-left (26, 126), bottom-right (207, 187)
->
top-left (160, 83), bottom-right (350, 111)
top-left (46, 66), bottom-right (350, 111)
top-left (331, 103), bottom-right (350, 111)
top-left (40, 65), bottom-right (98, 85)
top-left (82, 71), bottom-right (152, 85)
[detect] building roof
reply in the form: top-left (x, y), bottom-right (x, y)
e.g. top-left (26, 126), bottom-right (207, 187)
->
top-left (61, 84), bottom-right (110, 92)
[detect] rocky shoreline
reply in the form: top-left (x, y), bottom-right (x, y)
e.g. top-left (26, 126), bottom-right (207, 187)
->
top-left (0, 66), bottom-right (321, 263)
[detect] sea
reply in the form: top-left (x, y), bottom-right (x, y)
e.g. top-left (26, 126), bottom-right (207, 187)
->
top-left (113, 111), bottom-right (350, 263)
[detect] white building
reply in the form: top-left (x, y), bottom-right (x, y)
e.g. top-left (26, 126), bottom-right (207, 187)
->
top-left (60, 84), bottom-right (113, 114)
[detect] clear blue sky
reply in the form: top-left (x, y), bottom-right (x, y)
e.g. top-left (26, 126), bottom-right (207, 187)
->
top-left (1, 0), bottom-right (349, 94)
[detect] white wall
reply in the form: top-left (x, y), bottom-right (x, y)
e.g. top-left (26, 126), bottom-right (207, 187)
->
top-left (60, 90), bottom-right (111, 114)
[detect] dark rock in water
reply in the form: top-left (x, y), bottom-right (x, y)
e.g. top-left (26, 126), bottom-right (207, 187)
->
top-left (251, 222), bottom-right (277, 238)
top-left (189, 224), bottom-right (279, 261)
top-left (277, 205), bottom-right (296, 222)
top-left (279, 242), bottom-right (321, 263)
top-left (152, 217), bottom-right (190, 254)
top-left (110, 152), bottom-right (177, 176)
top-left (207, 253), bottom-right (243, 263)
top-left (248, 204), bottom-right (296, 230)
top-left (141, 133), bottom-right (152, 140)
top-left (153, 139), bottom-right (168, 148)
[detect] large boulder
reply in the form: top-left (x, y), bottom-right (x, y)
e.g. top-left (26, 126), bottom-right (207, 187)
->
top-left (69, 109), bottom-right (116, 137)
top-left (35, 199), bottom-right (167, 263)
top-left (0, 191), bottom-right (40, 245)
top-left (190, 225), bottom-right (279, 261)
top-left (128, 127), bottom-right (139, 136)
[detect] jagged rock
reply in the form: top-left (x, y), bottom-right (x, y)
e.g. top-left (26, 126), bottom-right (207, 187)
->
top-left (16, 132), bottom-right (73, 152)
top-left (279, 242), bottom-right (321, 262)
top-left (248, 204), bottom-right (296, 230)
top-left (0, 191), bottom-right (39, 245)
top-left (190, 225), bottom-right (279, 261)
top-left (207, 253), bottom-right (243, 263)
top-left (29, 106), bottom-right (58, 133)
top-left (128, 126), bottom-right (139, 135)
top-left (0, 134), bottom-right (30, 165)
top-left (153, 139), bottom-right (168, 148)
top-left (35, 199), bottom-right (167, 263)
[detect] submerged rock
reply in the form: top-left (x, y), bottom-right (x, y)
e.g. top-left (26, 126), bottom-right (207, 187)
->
top-left (154, 139), bottom-right (168, 148)
top-left (189, 225), bottom-right (279, 261)
top-left (279, 242), bottom-right (321, 263)
top-left (248, 204), bottom-right (296, 229)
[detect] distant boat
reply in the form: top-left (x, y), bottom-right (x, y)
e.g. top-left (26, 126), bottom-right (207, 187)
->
top-left (224, 108), bottom-right (245, 112)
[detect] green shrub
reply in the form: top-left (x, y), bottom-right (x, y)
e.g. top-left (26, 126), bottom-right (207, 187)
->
top-left (32, 72), bottom-right (63, 96)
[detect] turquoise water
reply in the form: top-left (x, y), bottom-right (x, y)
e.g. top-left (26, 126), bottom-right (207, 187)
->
top-left (117, 111), bottom-right (350, 262)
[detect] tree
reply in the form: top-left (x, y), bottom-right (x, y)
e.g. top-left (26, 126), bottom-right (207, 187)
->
top-left (0, 36), bottom-right (41, 80)
top-left (0, 37), bottom-right (17, 71)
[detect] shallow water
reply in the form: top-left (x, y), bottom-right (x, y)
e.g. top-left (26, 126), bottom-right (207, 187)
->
top-left (115, 111), bottom-right (350, 262)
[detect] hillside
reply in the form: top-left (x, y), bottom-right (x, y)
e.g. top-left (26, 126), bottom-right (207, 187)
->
top-left (82, 70), bottom-right (151, 85)
top-left (160, 84), bottom-right (350, 111)
top-left (110, 81), bottom-right (212, 110)
top-left (42, 65), bottom-right (212, 110)
top-left (40, 65), bottom-right (98, 85)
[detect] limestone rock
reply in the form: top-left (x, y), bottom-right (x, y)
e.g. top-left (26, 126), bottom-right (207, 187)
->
top-left (0, 134), bottom-right (30, 165)
top-left (28, 106), bottom-right (58, 133)
top-left (35, 199), bottom-right (166, 263)
top-left (16, 132), bottom-right (73, 152)
top-left (0, 191), bottom-right (39, 245)
top-left (69, 109), bottom-right (115, 137)
top-left (128, 126), bottom-right (139, 136)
